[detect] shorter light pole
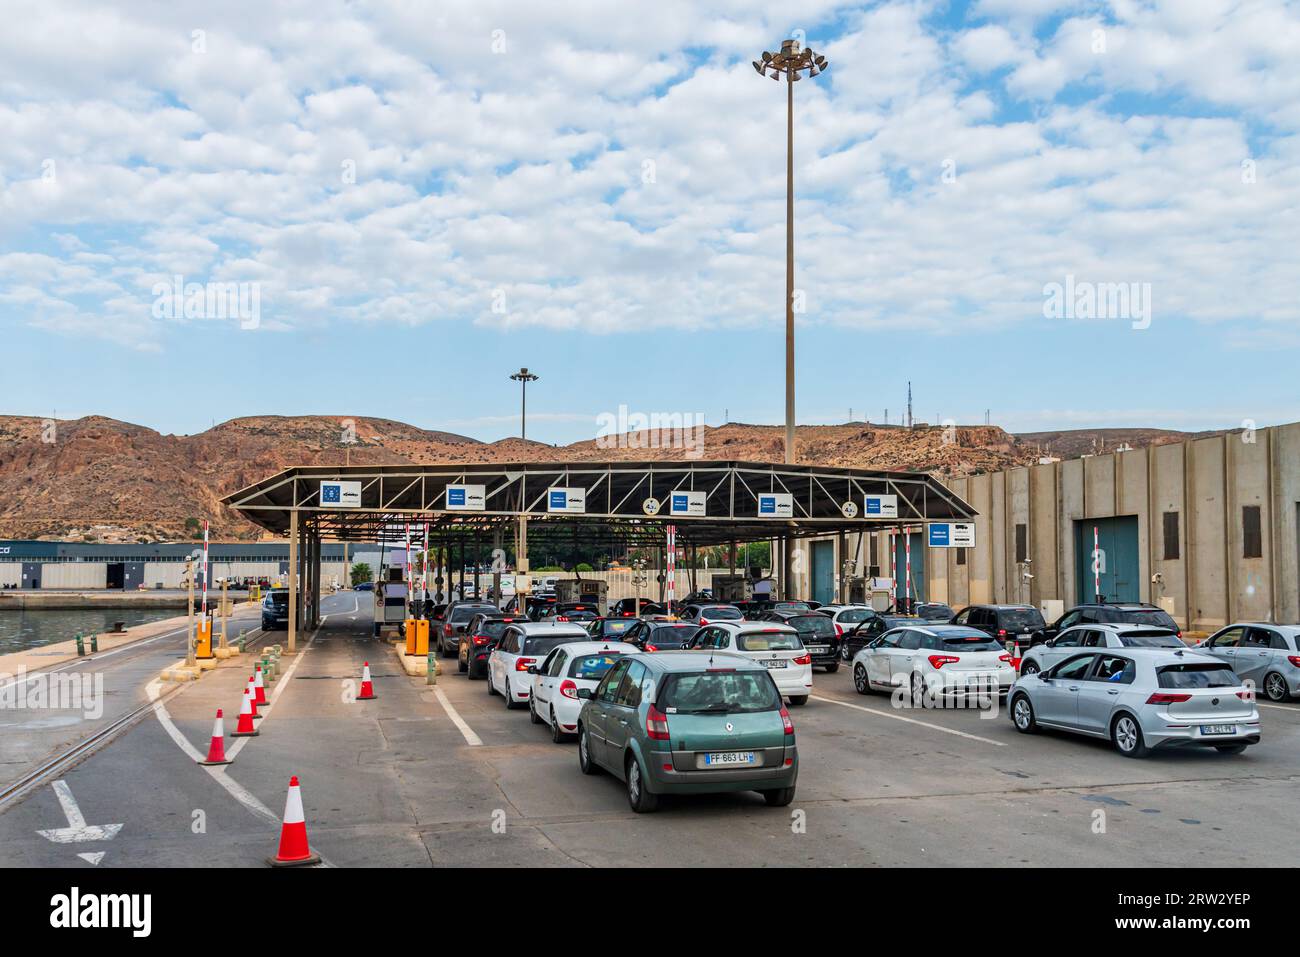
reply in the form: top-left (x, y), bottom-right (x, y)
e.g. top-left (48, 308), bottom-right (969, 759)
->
top-left (510, 368), bottom-right (539, 441)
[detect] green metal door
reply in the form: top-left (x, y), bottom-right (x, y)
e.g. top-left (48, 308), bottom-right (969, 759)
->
top-left (892, 532), bottom-right (925, 606)
top-left (1074, 516), bottom-right (1140, 604)
top-left (811, 541), bottom-right (835, 605)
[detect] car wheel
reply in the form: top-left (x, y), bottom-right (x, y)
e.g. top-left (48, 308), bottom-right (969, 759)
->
top-left (1112, 714), bottom-right (1148, 758)
top-left (853, 664), bottom-right (872, 695)
top-left (787, 695), bottom-right (809, 707)
top-left (1215, 744), bottom-right (1249, 754)
top-left (529, 697), bottom-right (542, 724)
top-left (550, 708), bottom-right (566, 743)
top-left (504, 679), bottom-right (519, 709)
top-left (910, 672), bottom-right (928, 708)
top-left (1011, 694), bottom-right (1038, 734)
top-left (486, 672), bottom-right (497, 696)
top-left (626, 754), bottom-right (659, 813)
top-left (1263, 672), bottom-right (1290, 702)
top-left (441, 640), bottom-right (455, 659)
top-left (761, 786), bottom-right (796, 807)
top-left (457, 651), bottom-right (467, 673)
top-left (840, 644), bottom-right (852, 662)
top-left (578, 727), bottom-right (599, 775)
top-left (1019, 660), bottom-right (1040, 676)
top-left (823, 662), bottom-right (839, 674)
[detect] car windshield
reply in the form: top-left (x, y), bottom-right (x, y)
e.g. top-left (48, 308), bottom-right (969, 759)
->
top-left (568, 654), bottom-right (624, 679)
top-left (1001, 609), bottom-right (1046, 629)
top-left (1118, 630), bottom-right (1183, 647)
top-left (1157, 663), bottom-right (1239, 689)
top-left (838, 608), bottom-right (874, 623)
top-left (737, 630), bottom-right (803, 652)
top-left (788, 616), bottom-right (835, 637)
top-left (658, 671), bottom-right (781, 714)
top-left (699, 606), bottom-right (742, 620)
top-left (522, 635), bottom-right (585, 655)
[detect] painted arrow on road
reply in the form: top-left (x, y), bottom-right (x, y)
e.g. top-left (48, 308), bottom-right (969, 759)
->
top-left (36, 780), bottom-right (123, 844)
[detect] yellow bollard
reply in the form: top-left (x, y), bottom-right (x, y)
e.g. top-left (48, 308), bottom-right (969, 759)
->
top-left (405, 618), bottom-right (417, 655)
top-left (414, 619), bottom-right (430, 657)
top-left (195, 619), bottom-right (214, 659)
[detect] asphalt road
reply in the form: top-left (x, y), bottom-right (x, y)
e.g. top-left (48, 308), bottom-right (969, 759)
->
top-left (2, 591), bottom-right (1297, 867)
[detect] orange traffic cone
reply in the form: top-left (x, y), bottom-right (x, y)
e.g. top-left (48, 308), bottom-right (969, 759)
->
top-left (246, 676), bottom-right (262, 719)
top-left (267, 775), bottom-right (321, 867)
top-left (253, 664), bottom-right (268, 706)
top-left (358, 661), bottom-right (376, 700)
top-left (232, 688), bottom-right (260, 737)
top-left (199, 708), bottom-right (232, 765)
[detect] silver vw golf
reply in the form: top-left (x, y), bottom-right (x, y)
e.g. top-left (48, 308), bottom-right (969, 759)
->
top-left (1008, 648), bottom-right (1260, 758)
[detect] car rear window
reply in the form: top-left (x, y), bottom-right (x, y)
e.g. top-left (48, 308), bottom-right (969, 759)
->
top-left (1157, 663), bottom-right (1239, 689)
top-left (940, 634), bottom-right (1004, 651)
top-left (646, 625), bottom-right (697, 647)
top-left (918, 605), bottom-right (953, 620)
top-left (568, 654), bottom-right (624, 680)
top-left (999, 608), bottom-right (1046, 629)
top-left (477, 620), bottom-right (510, 638)
top-left (522, 635), bottom-right (585, 656)
top-left (737, 630), bottom-right (804, 652)
top-left (658, 671), bottom-right (781, 714)
top-left (700, 606), bottom-right (742, 620)
top-left (837, 608), bottom-right (874, 624)
top-left (1117, 630), bottom-right (1183, 648)
top-left (268, 592), bottom-right (288, 606)
top-left (774, 602), bottom-right (810, 612)
top-left (598, 619), bottom-right (633, 634)
top-left (788, 616), bottom-right (835, 637)
top-left (1118, 608), bottom-right (1179, 630)
top-left (451, 604), bottom-right (496, 621)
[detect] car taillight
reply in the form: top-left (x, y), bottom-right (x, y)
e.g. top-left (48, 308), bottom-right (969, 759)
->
top-left (473, 635), bottom-right (489, 645)
top-left (560, 680), bottom-right (579, 699)
top-left (698, 618), bottom-right (709, 625)
top-left (1236, 689), bottom-right (1255, 701)
top-left (645, 644), bottom-right (658, 652)
top-left (444, 624), bottom-right (453, 635)
top-left (1288, 656), bottom-right (1300, 668)
top-left (928, 655), bottom-right (960, 668)
top-left (999, 654), bottom-right (1013, 663)
top-left (792, 653), bottom-right (812, 665)
top-left (646, 704), bottom-right (671, 740)
top-left (834, 623), bottom-right (843, 636)
top-left (623, 612), bottom-right (632, 617)
top-left (515, 657), bottom-right (535, 672)
top-left (1146, 692), bottom-right (1192, 704)
top-left (997, 628), bottom-right (1008, 637)
top-left (780, 705), bottom-right (794, 735)
top-left (557, 616), bottom-right (569, 622)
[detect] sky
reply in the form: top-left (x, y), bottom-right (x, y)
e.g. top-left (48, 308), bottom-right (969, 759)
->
top-left (0, 0), bottom-right (1297, 444)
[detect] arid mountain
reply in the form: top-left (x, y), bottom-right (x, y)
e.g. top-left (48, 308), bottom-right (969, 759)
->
top-left (1014, 427), bottom-right (1235, 460)
top-left (0, 414), bottom-right (1209, 541)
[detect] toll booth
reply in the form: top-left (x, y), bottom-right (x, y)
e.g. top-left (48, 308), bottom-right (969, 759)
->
top-left (374, 581), bottom-right (409, 636)
top-left (554, 578), bottom-right (607, 615)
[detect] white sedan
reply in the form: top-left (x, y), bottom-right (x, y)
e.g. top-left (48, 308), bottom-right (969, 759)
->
top-left (688, 621), bottom-right (813, 705)
top-left (528, 641), bottom-right (640, 742)
top-left (852, 624), bottom-right (1016, 703)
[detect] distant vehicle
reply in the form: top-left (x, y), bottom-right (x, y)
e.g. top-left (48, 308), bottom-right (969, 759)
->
top-left (575, 652), bottom-right (798, 812)
top-left (537, 601), bottom-right (600, 623)
top-left (487, 622), bottom-right (590, 708)
top-left (815, 604), bottom-right (877, 634)
top-left (528, 641), bottom-right (639, 743)
top-left (457, 612), bottom-right (525, 678)
top-left (1019, 624), bottom-right (1184, 675)
top-left (912, 602), bottom-right (954, 622)
top-left (851, 624), bottom-right (1016, 701)
top-left (687, 621), bottom-right (813, 706)
top-left (760, 612), bottom-right (841, 672)
top-left (261, 589), bottom-right (289, 630)
top-left (438, 601), bottom-right (500, 656)
top-left (1044, 602), bottom-right (1181, 643)
top-left (679, 603), bottom-right (744, 626)
top-left (839, 614), bottom-right (924, 661)
top-left (609, 598), bottom-right (666, 618)
top-left (353, 582), bottom-right (374, 592)
top-left (1008, 649), bottom-right (1260, 757)
top-left (952, 604), bottom-right (1047, 647)
top-left (620, 620), bottom-right (698, 652)
top-left (1196, 623), bottom-right (1300, 702)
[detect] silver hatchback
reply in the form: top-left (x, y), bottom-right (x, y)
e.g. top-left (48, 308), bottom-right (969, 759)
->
top-left (1008, 649), bottom-right (1260, 758)
top-left (1195, 623), bottom-right (1300, 702)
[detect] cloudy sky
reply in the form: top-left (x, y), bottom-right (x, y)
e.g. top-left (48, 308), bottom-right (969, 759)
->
top-left (1, 0), bottom-right (1296, 442)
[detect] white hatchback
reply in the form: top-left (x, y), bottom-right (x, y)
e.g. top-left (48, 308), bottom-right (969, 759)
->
top-left (688, 622), bottom-right (813, 705)
top-left (852, 624), bottom-right (1016, 702)
top-left (488, 622), bottom-right (590, 708)
top-left (528, 640), bottom-right (640, 742)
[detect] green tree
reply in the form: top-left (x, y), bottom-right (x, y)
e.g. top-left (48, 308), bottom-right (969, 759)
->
top-left (350, 562), bottom-right (373, 586)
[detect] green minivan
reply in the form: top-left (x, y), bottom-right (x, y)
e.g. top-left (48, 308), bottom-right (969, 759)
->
top-left (575, 652), bottom-right (798, 812)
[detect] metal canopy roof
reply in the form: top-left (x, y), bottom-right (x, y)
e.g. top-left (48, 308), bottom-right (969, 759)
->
top-left (223, 460), bottom-right (976, 548)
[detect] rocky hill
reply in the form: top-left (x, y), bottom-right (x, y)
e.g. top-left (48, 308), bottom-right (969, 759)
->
top-left (0, 414), bottom-right (1206, 541)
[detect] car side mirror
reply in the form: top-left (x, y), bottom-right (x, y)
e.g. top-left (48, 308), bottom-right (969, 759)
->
top-left (1045, 638), bottom-right (1056, 647)
top-left (527, 666), bottom-right (538, 674)
top-left (577, 688), bottom-right (593, 700)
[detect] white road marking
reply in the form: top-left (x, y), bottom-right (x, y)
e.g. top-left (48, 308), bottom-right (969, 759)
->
top-left (77, 852), bottom-right (105, 866)
top-left (434, 688), bottom-right (483, 746)
top-left (811, 694), bottom-right (1007, 746)
top-left (1256, 702), bottom-right (1298, 712)
top-left (36, 780), bottom-right (124, 844)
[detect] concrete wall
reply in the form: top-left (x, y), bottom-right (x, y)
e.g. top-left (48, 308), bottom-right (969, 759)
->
top-left (787, 422), bottom-right (1300, 633)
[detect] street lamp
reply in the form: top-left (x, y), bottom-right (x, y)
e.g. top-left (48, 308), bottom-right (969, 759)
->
top-left (509, 367), bottom-right (539, 441)
top-left (752, 39), bottom-right (828, 465)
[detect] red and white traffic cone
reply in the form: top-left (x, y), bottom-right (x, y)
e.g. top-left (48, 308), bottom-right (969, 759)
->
top-left (253, 664), bottom-right (268, 706)
top-left (358, 661), bottom-right (376, 700)
top-left (198, 708), bottom-right (232, 765)
top-left (246, 676), bottom-right (262, 719)
top-left (232, 688), bottom-right (260, 737)
top-left (267, 776), bottom-right (321, 867)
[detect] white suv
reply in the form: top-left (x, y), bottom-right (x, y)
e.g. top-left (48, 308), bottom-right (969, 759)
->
top-left (1019, 623), bottom-right (1184, 676)
top-left (688, 621), bottom-right (813, 706)
top-left (488, 621), bottom-right (590, 709)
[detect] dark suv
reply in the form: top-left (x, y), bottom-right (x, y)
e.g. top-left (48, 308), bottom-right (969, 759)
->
top-left (1044, 602), bottom-right (1181, 643)
top-left (438, 601), bottom-right (501, 656)
top-left (839, 614), bottom-right (925, 661)
top-left (951, 604), bottom-right (1047, 647)
top-left (760, 611), bottom-right (842, 672)
top-left (261, 589), bottom-right (290, 630)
